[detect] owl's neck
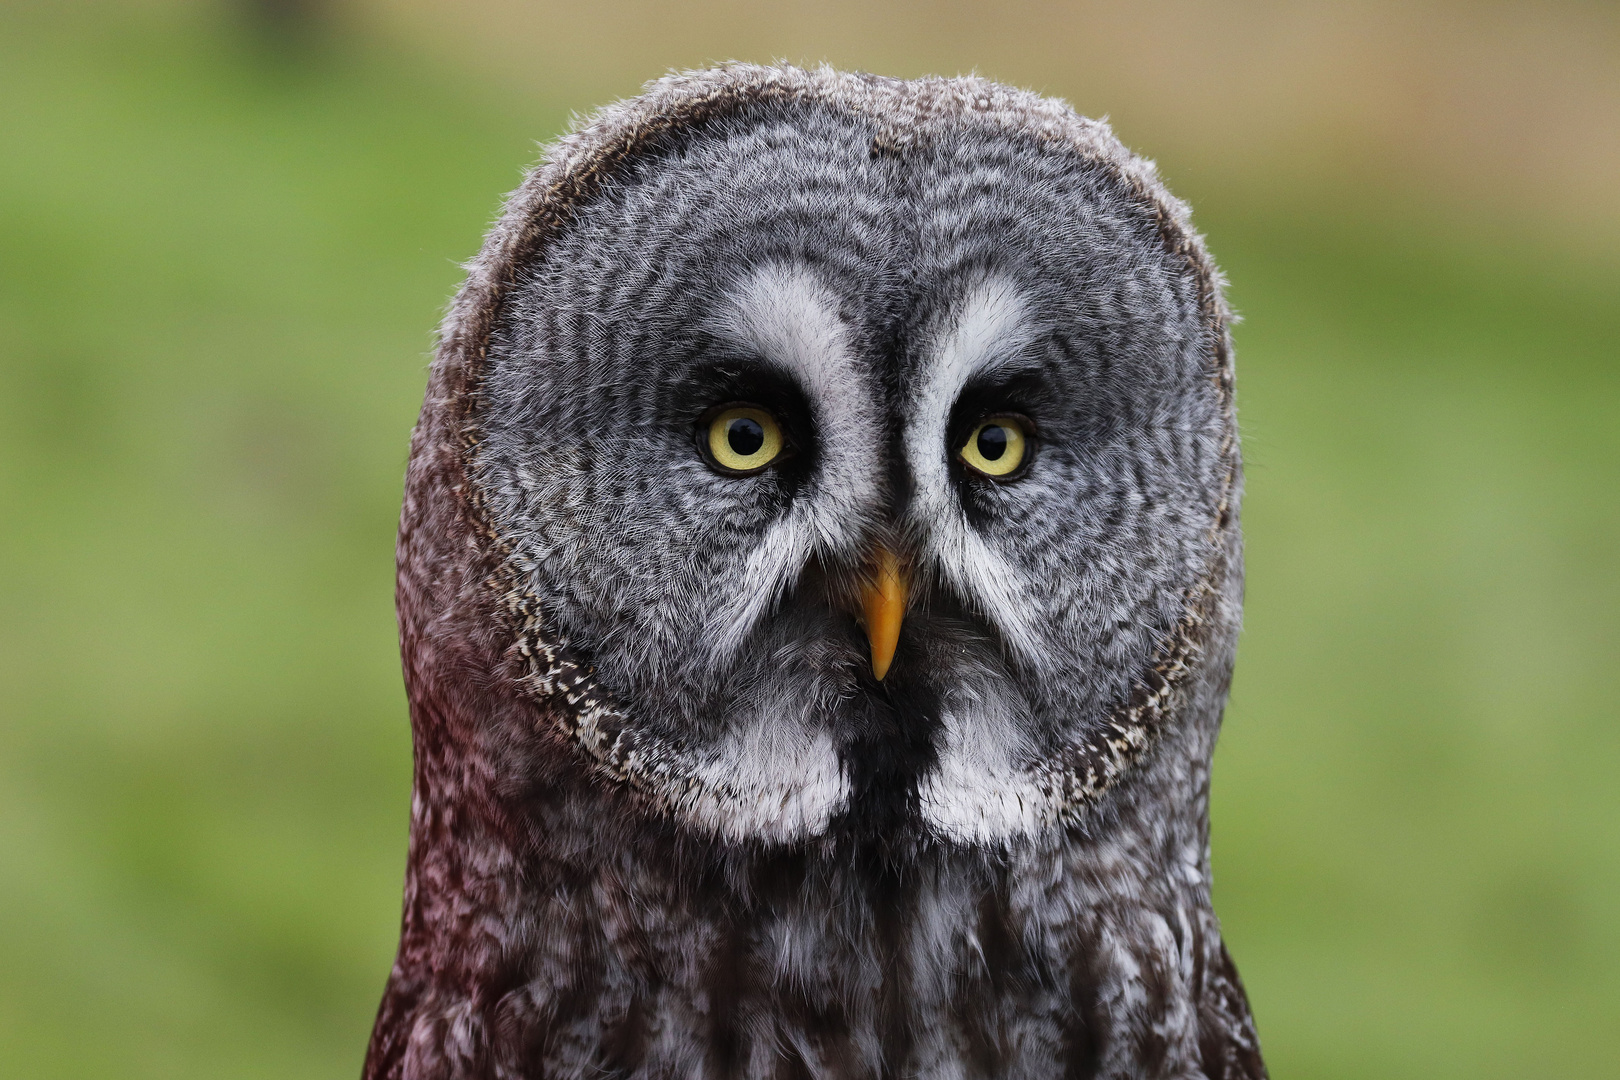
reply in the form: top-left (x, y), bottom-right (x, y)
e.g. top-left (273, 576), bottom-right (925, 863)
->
top-left (366, 660), bottom-right (1263, 1080)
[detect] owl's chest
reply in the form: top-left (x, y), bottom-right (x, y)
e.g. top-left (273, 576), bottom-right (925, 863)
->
top-left (479, 856), bottom-right (1211, 1080)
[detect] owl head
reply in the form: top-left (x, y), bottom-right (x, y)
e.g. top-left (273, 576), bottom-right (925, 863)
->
top-left (405, 64), bottom-right (1240, 855)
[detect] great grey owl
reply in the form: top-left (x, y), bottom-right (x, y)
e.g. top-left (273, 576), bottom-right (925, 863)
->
top-left (365, 64), bottom-right (1262, 1080)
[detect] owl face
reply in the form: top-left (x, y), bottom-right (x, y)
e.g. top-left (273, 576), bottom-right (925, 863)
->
top-left (475, 102), bottom-right (1232, 846)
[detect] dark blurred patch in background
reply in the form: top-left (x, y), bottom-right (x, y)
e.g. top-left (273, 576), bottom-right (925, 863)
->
top-left (0, 2), bottom-right (1615, 1077)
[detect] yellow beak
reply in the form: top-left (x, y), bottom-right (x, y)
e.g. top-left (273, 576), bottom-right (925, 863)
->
top-left (861, 546), bottom-right (910, 681)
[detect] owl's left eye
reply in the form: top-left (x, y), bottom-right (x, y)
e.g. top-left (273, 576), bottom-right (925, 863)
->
top-left (958, 414), bottom-right (1031, 478)
top-left (701, 404), bottom-right (786, 475)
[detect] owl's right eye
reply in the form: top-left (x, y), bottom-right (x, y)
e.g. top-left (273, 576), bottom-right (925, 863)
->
top-left (700, 404), bottom-right (787, 475)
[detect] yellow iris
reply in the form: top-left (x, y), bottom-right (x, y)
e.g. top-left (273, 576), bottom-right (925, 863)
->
top-left (706, 406), bottom-right (784, 474)
top-left (959, 416), bottom-right (1028, 477)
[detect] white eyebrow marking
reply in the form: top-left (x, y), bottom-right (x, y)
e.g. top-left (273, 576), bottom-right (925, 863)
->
top-left (702, 264), bottom-right (883, 663)
top-left (905, 275), bottom-right (1049, 669)
top-left (918, 276), bottom-right (1039, 418)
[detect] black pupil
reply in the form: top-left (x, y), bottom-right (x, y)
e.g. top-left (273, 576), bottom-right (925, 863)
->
top-left (727, 416), bottom-right (765, 457)
top-left (976, 424), bottom-right (1009, 461)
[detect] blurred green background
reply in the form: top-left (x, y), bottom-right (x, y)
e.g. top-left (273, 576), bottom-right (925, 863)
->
top-left (1, 2), bottom-right (1616, 1077)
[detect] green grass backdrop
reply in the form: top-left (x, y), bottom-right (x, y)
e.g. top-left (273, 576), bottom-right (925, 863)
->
top-left (1, 5), bottom-right (1616, 1077)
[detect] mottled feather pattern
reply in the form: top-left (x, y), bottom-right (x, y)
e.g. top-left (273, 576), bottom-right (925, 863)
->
top-left (367, 64), bottom-right (1263, 1080)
